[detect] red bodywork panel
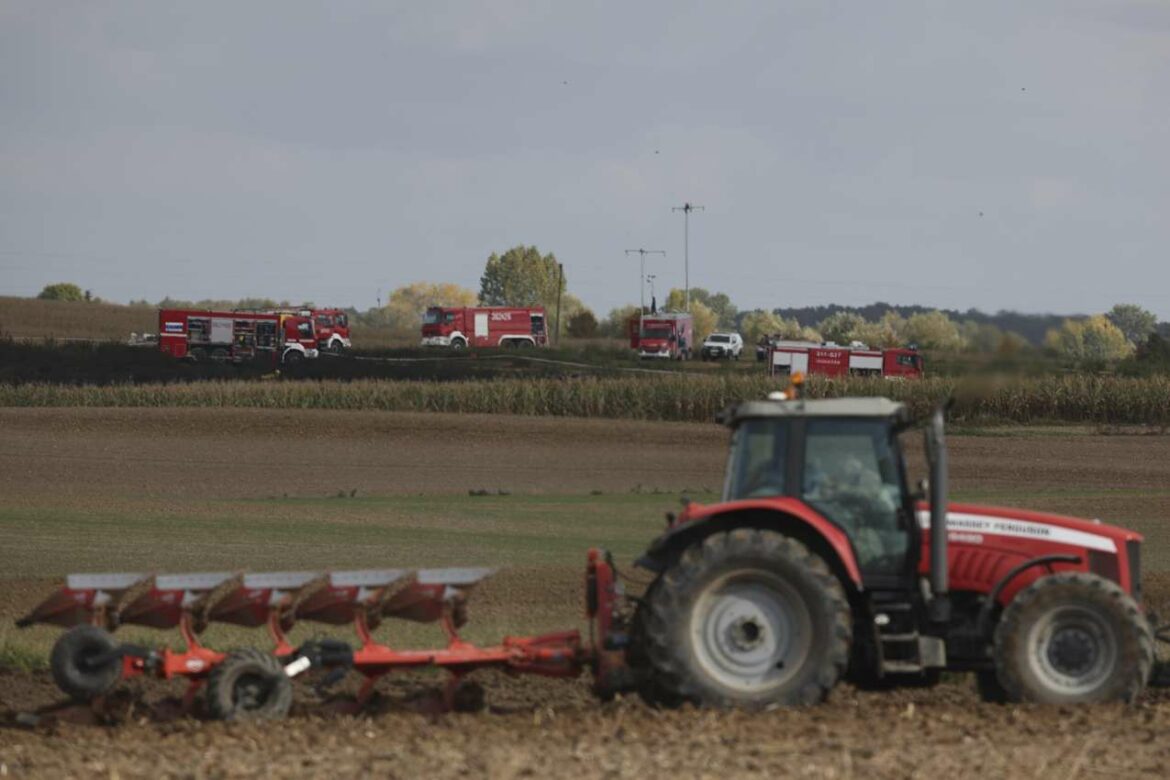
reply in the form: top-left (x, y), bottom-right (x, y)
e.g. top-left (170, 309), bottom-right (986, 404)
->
top-left (661, 498), bottom-right (1139, 604)
top-left (917, 502), bottom-right (1142, 605)
top-left (767, 344), bottom-right (923, 379)
top-left (421, 306), bottom-right (548, 348)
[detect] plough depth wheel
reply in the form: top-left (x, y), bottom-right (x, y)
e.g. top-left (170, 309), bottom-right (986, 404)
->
top-left (50, 625), bottom-right (122, 702)
top-left (206, 649), bottom-right (293, 721)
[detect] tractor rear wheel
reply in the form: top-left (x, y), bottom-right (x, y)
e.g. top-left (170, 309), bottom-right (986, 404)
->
top-left (50, 624), bottom-right (123, 701)
top-left (638, 529), bottom-right (851, 708)
top-left (992, 572), bottom-right (1153, 704)
top-left (206, 649), bottom-right (293, 721)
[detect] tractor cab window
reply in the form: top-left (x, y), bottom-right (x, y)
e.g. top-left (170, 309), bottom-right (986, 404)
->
top-left (725, 419), bottom-right (790, 500)
top-left (802, 419), bottom-right (909, 576)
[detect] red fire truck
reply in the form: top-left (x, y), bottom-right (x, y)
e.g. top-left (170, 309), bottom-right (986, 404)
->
top-left (158, 309), bottom-right (320, 365)
top-left (238, 307), bottom-right (352, 353)
top-left (420, 306), bottom-right (548, 349)
top-left (767, 341), bottom-right (923, 378)
top-left (627, 312), bottom-right (695, 360)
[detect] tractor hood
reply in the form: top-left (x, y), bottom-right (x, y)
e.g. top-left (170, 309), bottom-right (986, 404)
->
top-left (915, 502), bottom-right (1141, 555)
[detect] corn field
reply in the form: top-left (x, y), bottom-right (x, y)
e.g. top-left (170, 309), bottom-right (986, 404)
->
top-left (3, 374), bottom-right (1170, 426)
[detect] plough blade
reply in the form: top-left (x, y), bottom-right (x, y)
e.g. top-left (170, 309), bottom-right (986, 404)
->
top-left (16, 573), bottom-right (147, 630)
top-left (294, 569), bottom-right (412, 628)
top-left (383, 567), bottom-right (495, 626)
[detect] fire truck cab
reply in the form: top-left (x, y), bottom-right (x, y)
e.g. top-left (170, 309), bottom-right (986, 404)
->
top-left (158, 309), bottom-right (319, 365)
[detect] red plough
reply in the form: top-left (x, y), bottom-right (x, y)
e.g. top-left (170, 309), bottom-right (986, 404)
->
top-left (18, 552), bottom-right (621, 720)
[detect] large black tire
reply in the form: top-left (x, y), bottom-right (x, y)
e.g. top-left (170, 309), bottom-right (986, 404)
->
top-left (205, 649), bottom-right (293, 721)
top-left (638, 529), bottom-right (852, 708)
top-left (281, 349), bottom-right (303, 367)
top-left (451, 338), bottom-right (467, 351)
top-left (991, 572), bottom-right (1153, 704)
top-left (50, 624), bottom-right (122, 701)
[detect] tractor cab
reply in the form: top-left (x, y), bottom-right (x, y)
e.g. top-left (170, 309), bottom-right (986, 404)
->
top-left (720, 397), bottom-right (918, 585)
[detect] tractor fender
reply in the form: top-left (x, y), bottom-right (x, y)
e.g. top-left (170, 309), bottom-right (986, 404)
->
top-left (636, 498), bottom-right (864, 591)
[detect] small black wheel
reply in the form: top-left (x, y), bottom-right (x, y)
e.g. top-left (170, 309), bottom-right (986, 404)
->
top-left (206, 649), bottom-right (293, 721)
top-left (50, 624), bottom-right (122, 701)
top-left (638, 529), bottom-right (852, 708)
top-left (451, 338), bottom-right (467, 351)
top-left (992, 572), bottom-right (1153, 704)
top-left (282, 350), bottom-right (304, 366)
top-left (210, 347), bottom-right (230, 363)
top-left (188, 347), bottom-right (207, 362)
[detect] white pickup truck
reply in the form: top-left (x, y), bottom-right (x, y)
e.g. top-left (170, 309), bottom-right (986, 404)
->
top-left (700, 332), bottom-right (743, 360)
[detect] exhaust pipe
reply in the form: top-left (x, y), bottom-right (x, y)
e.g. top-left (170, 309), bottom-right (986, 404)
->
top-left (927, 406), bottom-right (950, 623)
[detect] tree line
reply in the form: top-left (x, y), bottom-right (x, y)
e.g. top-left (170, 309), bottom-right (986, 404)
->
top-left (35, 246), bottom-right (1169, 365)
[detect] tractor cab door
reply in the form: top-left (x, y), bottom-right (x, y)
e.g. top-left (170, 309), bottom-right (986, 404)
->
top-left (797, 418), bottom-right (917, 587)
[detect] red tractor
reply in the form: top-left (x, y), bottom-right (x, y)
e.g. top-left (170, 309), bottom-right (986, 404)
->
top-left (20, 389), bottom-right (1168, 718)
top-left (620, 391), bottom-right (1157, 705)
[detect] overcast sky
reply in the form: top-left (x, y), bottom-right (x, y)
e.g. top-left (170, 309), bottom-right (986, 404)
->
top-left (2, 1), bottom-right (1168, 318)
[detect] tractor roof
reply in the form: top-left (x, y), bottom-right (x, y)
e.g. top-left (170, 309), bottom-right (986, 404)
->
top-left (718, 397), bottom-right (909, 428)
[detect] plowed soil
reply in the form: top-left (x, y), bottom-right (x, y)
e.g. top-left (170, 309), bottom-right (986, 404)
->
top-left (4, 409), bottom-right (1170, 778)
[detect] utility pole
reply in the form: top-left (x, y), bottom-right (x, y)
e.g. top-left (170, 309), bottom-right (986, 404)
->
top-left (555, 262), bottom-right (564, 346)
top-left (672, 202), bottom-right (705, 311)
top-left (646, 274), bottom-right (657, 310)
top-left (625, 248), bottom-right (666, 330)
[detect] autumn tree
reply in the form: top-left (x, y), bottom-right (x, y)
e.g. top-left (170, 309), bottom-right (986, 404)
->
top-left (689, 300), bottom-right (718, 343)
top-left (1107, 303), bottom-right (1157, 347)
top-left (601, 305), bottom-right (641, 338)
top-left (37, 283), bottom-right (85, 302)
top-left (817, 312), bottom-right (866, 345)
top-left (904, 310), bottom-right (962, 350)
top-left (384, 282), bottom-right (477, 336)
top-left (479, 245), bottom-right (564, 311)
top-left (1044, 315), bottom-right (1133, 361)
top-left (567, 309), bottom-right (598, 338)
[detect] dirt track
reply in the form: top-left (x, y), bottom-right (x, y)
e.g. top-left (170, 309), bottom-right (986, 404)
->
top-left (5, 409), bottom-right (1170, 778)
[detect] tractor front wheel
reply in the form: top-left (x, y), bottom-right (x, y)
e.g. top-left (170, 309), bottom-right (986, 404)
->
top-left (206, 649), bottom-right (293, 721)
top-left (50, 624), bottom-right (123, 701)
top-left (991, 572), bottom-right (1153, 704)
top-left (638, 529), bottom-right (851, 708)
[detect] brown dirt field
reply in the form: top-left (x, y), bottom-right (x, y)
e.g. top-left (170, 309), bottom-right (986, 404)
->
top-left (0, 408), bottom-right (728, 500)
top-left (5, 409), bottom-right (1170, 778)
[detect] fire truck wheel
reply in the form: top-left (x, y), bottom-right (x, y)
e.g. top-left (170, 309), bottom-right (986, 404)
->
top-left (640, 529), bottom-right (851, 708)
top-left (206, 649), bottom-right (293, 721)
top-left (992, 572), bottom-right (1154, 704)
top-left (210, 347), bottom-right (229, 363)
top-left (50, 624), bottom-right (122, 701)
top-left (451, 338), bottom-right (467, 350)
top-left (188, 347), bottom-right (207, 362)
top-left (282, 350), bottom-right (303, 366)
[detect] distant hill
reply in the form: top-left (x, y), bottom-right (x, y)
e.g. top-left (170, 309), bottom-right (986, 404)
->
top-left (769, 302), bottom-right (1081, 346)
